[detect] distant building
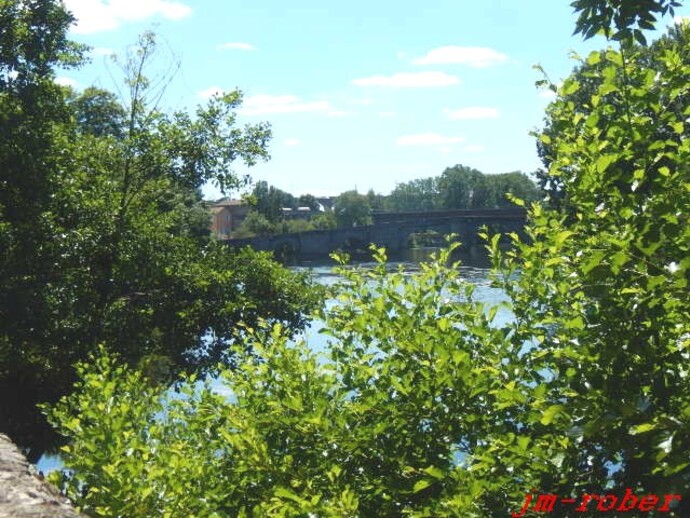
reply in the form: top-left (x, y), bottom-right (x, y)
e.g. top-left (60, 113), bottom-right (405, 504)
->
top-left (315, 196), bottom-right (336, 211)
top-left (210, 199), bottom-right (249, 239)
top-left (282, 206), bottom-right (313, 220)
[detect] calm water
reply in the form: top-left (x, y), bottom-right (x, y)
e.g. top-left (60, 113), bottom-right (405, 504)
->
top-left (290, 249), bottom-right (509, 355)
top-left (37, 249), bottom-right (507, 474)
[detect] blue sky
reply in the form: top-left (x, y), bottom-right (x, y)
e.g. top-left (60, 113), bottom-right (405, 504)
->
top-left (58, 0), bottom-right (690, 199)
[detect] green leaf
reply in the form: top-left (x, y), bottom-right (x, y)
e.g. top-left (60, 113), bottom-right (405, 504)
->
top-left (596, 154), bottom-right (617, 173)
top-left (562, 79), bottom-right (581, 96)
top-left (413, 479), bottom-right (432, 493)
top-left (541, 404), bottom-right (566, 425)
top-left (423, 466), bottom-right (445, 479)
top-left (581, 250), bottom-right (606, 274)
top-left (274, 487), bottom-right (303, 503)
top-left (610, 251), bottom-right (629, 274)
top-left (565, 316), bottom-right (585, 330)
top-left (630, 423), bottom-right (656, 435)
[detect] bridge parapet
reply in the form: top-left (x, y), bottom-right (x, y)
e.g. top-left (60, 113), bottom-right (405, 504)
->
top-left (227, 209), bottom-right (527, 260)
top-left (372, 208), bottom-right (526, 225)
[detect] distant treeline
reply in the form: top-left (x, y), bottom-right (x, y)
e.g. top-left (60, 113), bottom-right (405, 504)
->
top-left (384, 165), bottom-right (539, 212)
top-left (236, 165), bottom-right (539, 236)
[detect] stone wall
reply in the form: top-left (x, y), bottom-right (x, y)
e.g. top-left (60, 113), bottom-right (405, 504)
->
top-left (0, 433), bottom-right (83, 517)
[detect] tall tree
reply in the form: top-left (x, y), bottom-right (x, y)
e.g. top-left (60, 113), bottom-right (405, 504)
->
top-left (46, 2), bottom-right (690, 516)
top-left (68, 86), bottom-right (126, 138)
top-left (0, 20), bottom-right (319, 460)
top-left (488, 171), bottom-right (540, 207)
top-left (387, 177), bottom-right (439, 212)
top-left (500, 17), bottom-right (690, 508)
top-left (251, 181), bottom-right (296, 222)
top-left (334, 190), bottom-right (372, 227)
top-left (365, 188), bottom-right (387, 212)
top-left (0, 0), bottom-right (85, 457)
top-left (438, 165), bottom-right (485, 209)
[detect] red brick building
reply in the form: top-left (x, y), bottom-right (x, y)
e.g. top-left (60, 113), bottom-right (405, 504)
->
top-left (209, 199), bottom-right (249, 239)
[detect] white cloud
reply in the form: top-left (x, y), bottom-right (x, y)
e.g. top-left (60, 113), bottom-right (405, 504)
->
top-left (64, 0), bottom-right (191, 34)
top-left (352, 71), bottom-right (459, 88)
top-left (396, 133), bottom-right (465, 147)
top-left (379, 111), bottom-right (396, 118)
top-left (444, 107), bottom-right (500, 120)
top-left (240, 94), bottom-right (332, 115)
top-left (55, 76), bottom-right (78, 88)
top-left (198, 86), bottom-right (224, 99)
top-left (284, 138), bottom-right (301, 147)
top-left (437, 146), bottom-right (452, 154)
top-left (413, 46), bottom-right (507, 67)
top-left (463, 144), bottom-right (485, 153)
top-left (673, 15), bottom-right (690, 25)
top-left (218, 42), bottom-right (255, 51)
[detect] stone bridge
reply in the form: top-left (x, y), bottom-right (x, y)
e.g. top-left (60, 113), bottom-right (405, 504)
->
top-left (227, 208), bottom-right (527, 260)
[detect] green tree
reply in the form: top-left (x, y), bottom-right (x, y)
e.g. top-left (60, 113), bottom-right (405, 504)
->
top-left (334, 190), bottom-right (372, 227)
top-left (437, 164), bottom-right (485, 209)
top-left (44, 2), bottom-right (690, 516)
top-left (537, 23), bottom-right (690, 207)
top-left (68, 86), bottom-right (126, 138)
top-left (236, 209), bottom-right (276, 236)
top-left (49, 246), bottom-right (514, 517)
top-left (281, 218), bottom-right (314, 233)
top-left (251, 181), bottom-right (295, 222)
top-left (488, 171), bottom-right (540, 207)
top-left (365, 188), bottom-right (387, 212)
top-left (0, 0), bottom-right (85, 458)
top-left (297, 193), bottom-right (320, 211)
top-left (387, 170), bottom-right (538, 211)
top-left (312, 211), bottom-right (338, 230)
top-left (490, 15), bottom-right (690, 510)
top-left (1, 22), bottom-right (319, 460)
top-left (387, 177), bottom-right (439, 211)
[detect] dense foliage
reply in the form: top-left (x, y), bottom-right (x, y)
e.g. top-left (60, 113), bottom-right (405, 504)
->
top-left (50, 245), bottom-right (518, 516)
top-left (248, 181), bottom-right (298, 223)
top-left (536, 22), bottom-right (690, 206)
top-left (234, 208), bottom-right (338, 238)
top-left (503, 17), bottom-right (690, 504)
top-left (234, 167), bottom-right (538, 238)
top-left (333, 190), bottom-right (373, 228)
top-left (45, 0), bottom-right (690, 516)
top-left (0, 0), bottom-right (87, 458)
top-left (571, 0), bottom-right (681, 42)
top-left (0, 3), bottom-right (320, 460)
top-left (387, 166), bottom-right (539, 212)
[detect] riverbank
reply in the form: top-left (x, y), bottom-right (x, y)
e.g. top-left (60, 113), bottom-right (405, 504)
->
top-left (0, 433), bottom-right (83, 517)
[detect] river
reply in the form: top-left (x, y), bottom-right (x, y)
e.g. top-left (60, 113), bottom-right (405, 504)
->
top-left (291, 247), bottom-right (510, 349)
top-left (37, 248), bottom-right (506, 474)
